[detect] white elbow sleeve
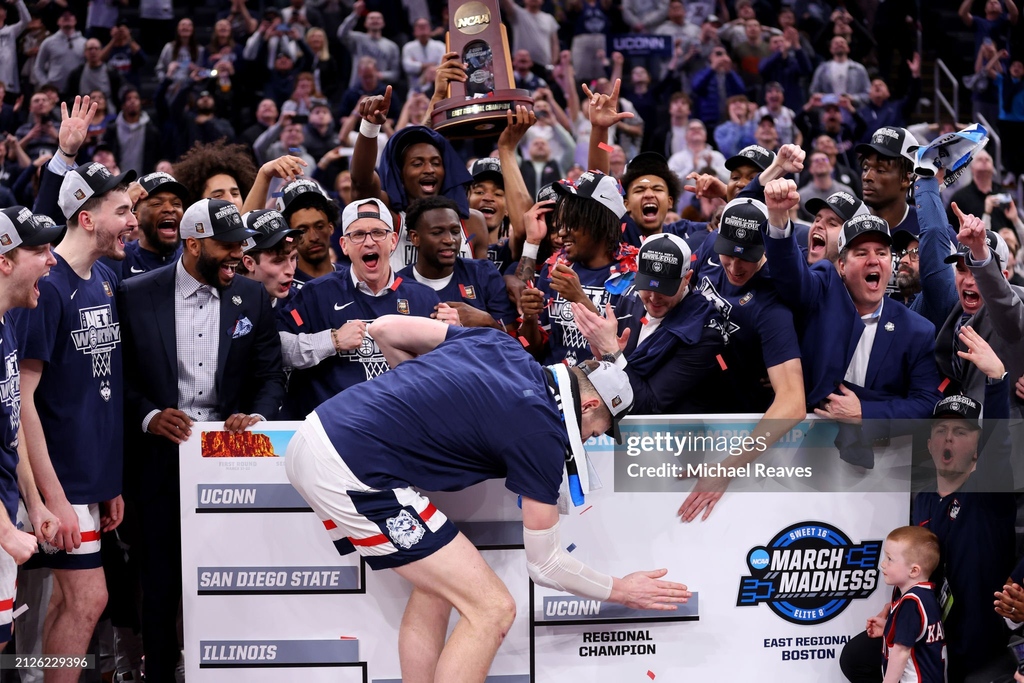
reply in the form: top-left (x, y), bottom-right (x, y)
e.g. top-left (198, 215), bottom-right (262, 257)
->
top-left (523, 522), bottom-right (613, 601)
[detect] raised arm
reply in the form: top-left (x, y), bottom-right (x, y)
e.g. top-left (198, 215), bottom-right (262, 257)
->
top-left (498, 106), bottom-right (538, 257)
top-left (959, 0), bottom-right (974, 25)
top-left (584, 79), bottom-right (633, 174)
top-left (761, 178), bottom-right (828, 310)
top-left (350, 85), bottom-right (391, 202)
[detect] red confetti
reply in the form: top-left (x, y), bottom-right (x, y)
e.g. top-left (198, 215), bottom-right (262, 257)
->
top-left (390, 277), bottom-right (403, 291)
top-left (526, 280), bottom-right (536, 289)
top-left (290, 309), bottom-right (304, 327)
top-left (598, 142), bottom-right (614, 152)
top-left (938, 377), bottom-right (950, 392)
top-left (580, 505), bottom-right (593, 515)
top-left (716, 354), bottom-right (727, 370)
top-left (339, 636), bottom-right (357, 640)
top-left (647, 671), bottom-right (656, 680)
top-left (621, 222), bottom-right (627, 233)
top-left (519, 336), bottom-right (530, 347)
top-left (691, 252), bottom-right (697, 261)
top-left (640, 317), bottom-right (648, 325)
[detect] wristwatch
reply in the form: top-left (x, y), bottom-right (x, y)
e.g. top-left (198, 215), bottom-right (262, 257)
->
top-left (601, 351), bottom-right (621, 364)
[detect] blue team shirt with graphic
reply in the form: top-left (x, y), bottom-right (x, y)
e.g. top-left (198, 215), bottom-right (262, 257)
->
top-left (278, 265), bottom-right (440, 417)
top-left (14, 255), bottom-right (123, 504)
top-left (0, 318), bottom-right (21, 522)
top-left (882, 583), bottom-right (946, 683)
top-left (537, 259), bottom-right (633, 366)
top-left (315, 326), bottom-right (567, 504)
top-left (693, 234), bottom-right (801, 412)
top-left (398, 258), bottom-right (516, 329)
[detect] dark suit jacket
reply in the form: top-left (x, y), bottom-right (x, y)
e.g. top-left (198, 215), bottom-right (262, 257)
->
top-left (118, 263), bottom-right (285, 494)
top-left (763, 220), bottom-right (941, 426)
top-left (520, 159), bottom-right (562, 200)
top-left (935, 256), bottom-right (1024, 419)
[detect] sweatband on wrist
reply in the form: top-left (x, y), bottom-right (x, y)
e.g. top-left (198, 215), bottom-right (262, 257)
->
top-left (522, 242), bottom-right (540, 260)
top-left (359, 119), bottom-right (381, 138)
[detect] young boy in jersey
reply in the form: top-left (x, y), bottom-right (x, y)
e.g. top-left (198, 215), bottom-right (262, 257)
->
top-left (867, 526), bottom-right (945, 683)
top-left (397, 196), bottom-right (516, 332)
top-left (238, 209), bottom-right (302, 303)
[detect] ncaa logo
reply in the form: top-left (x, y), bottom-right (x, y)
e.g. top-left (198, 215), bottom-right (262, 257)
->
top-left (736, 522), bottom-right (881, 625)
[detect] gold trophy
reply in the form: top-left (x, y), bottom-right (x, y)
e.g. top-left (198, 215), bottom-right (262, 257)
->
top-left (430, 0), bottom-right (534, 138)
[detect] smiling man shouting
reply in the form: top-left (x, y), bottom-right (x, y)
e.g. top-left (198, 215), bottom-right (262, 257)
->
top-left (277, 198), bottom-right (461, 419)
top-left (759, 178), bottom-right (940, 466)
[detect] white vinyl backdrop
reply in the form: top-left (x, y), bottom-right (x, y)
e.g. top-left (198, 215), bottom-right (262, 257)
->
top-left (179, 418), bottom-right (910, 683)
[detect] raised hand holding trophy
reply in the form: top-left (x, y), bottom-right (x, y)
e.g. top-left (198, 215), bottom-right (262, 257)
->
top-left (429, 0), bottom-right (534, 138)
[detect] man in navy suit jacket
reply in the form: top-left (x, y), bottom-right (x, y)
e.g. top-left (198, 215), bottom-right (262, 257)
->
top-left (761, 178), bottom-right (941, 466)
top-left (118, 199), bottom-right (285, 683)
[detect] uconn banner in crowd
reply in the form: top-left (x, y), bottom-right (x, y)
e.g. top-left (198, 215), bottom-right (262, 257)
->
top-left (179, 417), bottom-right (910, 682)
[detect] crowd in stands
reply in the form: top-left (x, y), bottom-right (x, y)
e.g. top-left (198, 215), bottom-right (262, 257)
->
top-left (1, 0), bottom-right (1024, 682)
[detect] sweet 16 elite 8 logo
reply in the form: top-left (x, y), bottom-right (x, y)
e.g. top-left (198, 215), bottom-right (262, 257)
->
top-left (736, 522), bottom-right (881, 625)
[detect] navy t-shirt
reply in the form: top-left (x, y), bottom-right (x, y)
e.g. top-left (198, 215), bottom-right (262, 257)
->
top-left (102, 240), bottom-right (181, 285)
top-left (882, 583), bottom-right (946, 683)
top-left (292, 262), bottom-right (344, 290)
top-left (488, 238), bottom-right (513, 274)
top-left (620, 214), bottom-right (706, 249)
top-left (0, 317), bottom-right (21, 522)
top-left (537, 257), bottom-right (635, 366)
top-left (693, 235), bottom-right (801, 412)
top-left (398, 258), bottom-right (516, 329)
top-left (315, 326), bottom-right (567, 504)
top-left (912, 487), bottom-right (1015, 672)
top-left (14, 255), bottom-right (123, 504)
top-left (278, 266), bottom-right (440, 417)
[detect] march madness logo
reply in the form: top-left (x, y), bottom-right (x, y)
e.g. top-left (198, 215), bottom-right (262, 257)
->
top-left (736, 522), bottom-right (880, 625)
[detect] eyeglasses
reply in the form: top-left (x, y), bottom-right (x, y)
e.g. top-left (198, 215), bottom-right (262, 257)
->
top-left (897, 247), bottom-right (919, 261)
top-left (343, 228), bottom-right (392, 244)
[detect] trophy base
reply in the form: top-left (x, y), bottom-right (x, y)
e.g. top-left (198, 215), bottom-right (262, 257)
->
top-left (430, 90), bottom-right (534, 139)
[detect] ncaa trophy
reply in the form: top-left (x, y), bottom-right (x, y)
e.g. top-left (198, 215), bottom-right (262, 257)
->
top-left (430, 0), bottom-right (533, 138)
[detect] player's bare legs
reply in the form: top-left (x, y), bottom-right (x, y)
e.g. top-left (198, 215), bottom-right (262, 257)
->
top-left (394, 533), bottom-right (515, 683)
top-left (43, 568), bottom-right (107, 683)
top-left (398, 587), bottom-right (452, 682)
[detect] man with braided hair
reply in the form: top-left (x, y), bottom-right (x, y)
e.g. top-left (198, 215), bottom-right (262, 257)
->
top-left (518, 171), bottom-right (638, 366)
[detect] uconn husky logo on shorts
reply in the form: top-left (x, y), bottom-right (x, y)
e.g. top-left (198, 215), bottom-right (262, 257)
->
top-left (385, 509), bottom-right (426, 549)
